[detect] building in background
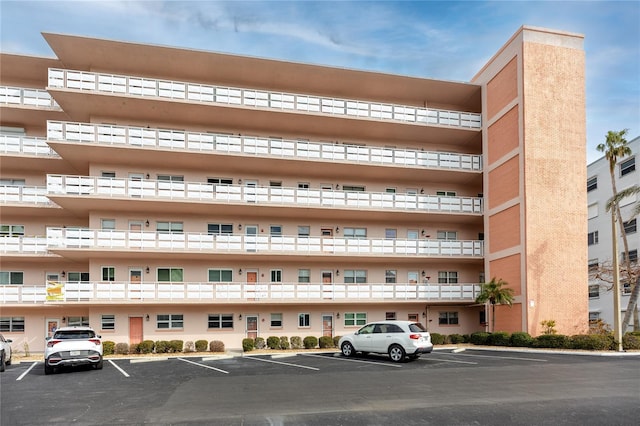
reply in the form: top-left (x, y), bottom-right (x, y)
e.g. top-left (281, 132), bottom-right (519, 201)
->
top-left (0, 26), bottom-right (587, 352)
top-left (587, 136), bottom-right (639, 331)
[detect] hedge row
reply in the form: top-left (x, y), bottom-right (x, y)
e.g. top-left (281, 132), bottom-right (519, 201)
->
top-left (243, 335), bottom-right (342, 352)
top-left (429, 331), bottom-right (640, 351)
top-left (103, 339), bottom-right (226, 355)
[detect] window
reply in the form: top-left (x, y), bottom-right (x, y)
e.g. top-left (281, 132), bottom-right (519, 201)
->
top-left (587, 176), bottom-right (597, 192)
top-left (298, 269), bottom-right (310, 283)
top-left (208, 224), bottom-right (233, 235)
top-left (67, 316), bottom-right (89, 327)
top-left (437, 230), bottom-right (457, 240)
top-left (343, 185), bottom-right (365, 192)
top-left (623, 218), bottom-right (637, 235)
top-left (67, 272), bottom-right (89, 282)
top-left (157, 175), bottom-right (184, 182)
top-left (344, 228), bottom-right (366, 239)
top-left (588, 259), bottom-right (599, 273)
top-left (208, 269), bottom-right (233, 282)
top-left (269, 181), bottom-right (282, 187)
top-left (386, 187), bottom-right (396, 193)
top-left (270, 225), bottom-right (282, 236)
top-left (589, 312), bottom-right (600, 322)
top-left (321, 228), bottom-right (333, 236)
top-left (385, 229), bottom-right (397, 239)
top-left (344, 270), bottom-right (367, 284)
top-left (344, 312), bottom-right (367, 326)
top-left (271, 313), bottom-right (283, 327)
top-left (623, 281), bottom-right (632, 294)
top-left (588, 285), bottom-right (600, 298)
top-left (208, 177), bottom-right (233, 185)
top-left (101, 314), bottom-right (115, 330)
top-left (0, 271), bottom-right (23, 285)
top-left (385, 312), bottom-right (397, 320)
top-left (298, 182), bottom-right (309, 189)
top-left (298, 226), bottom-right (310, 237)
top-left (102, 267), bottom-right (115, 282)
top-left (271, 270), bottom-right (282, 283)
top-left (436, 191), bottom-right (456, 197)
top-left (622, 249), bottom-right (638, 263)
top-left (620, 157), bottom-right (635, 177)
top-left (439, 312), bottom-right (459, 325)
top-left (0, 224), bottom-right (24, 236)
top-left (101, 171), bottom-right (116, 178)
top-left (157, 221), bottom-right (183, 234)
top-left (101, 219), bottom-right (116, 230)
top-left (157, 314), bottom-right (184, 329)
top-left (157, 268), bottom-right (184, 282)
top-left (385, 270), bottom-right (397, 284)
top-left (0, 178), bottom-right (25, 186)
top-left (298, 313), bottom-right (310, 328)
top-left (407, 230), bottom-right (419, 240)
top-left (588, 204), bottom-right (598, 220)
top-left (0, 317), bottom-right (24, 332)
top-left (438, 271), bottom-right (458, 284)
top-left (208, 314), bottom-right (233, 329)
top-left (588, 231), bottom-right (599, 246)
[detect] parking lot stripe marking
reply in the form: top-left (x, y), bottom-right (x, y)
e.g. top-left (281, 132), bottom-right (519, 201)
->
top-left (452, 353), bottom-right (548, 362)
top-left (177, 357), bottom-right (229, 374)
top-left (244, 355), bottom-right (320, 370)
top-left (16, 362), bottom-right (38, 381)
top-left (425, 356), bottom-right (478, 365)
top-left (108, 359), bottom-right (130, 377)
top-left (301, 353), bottom-right (403, 368)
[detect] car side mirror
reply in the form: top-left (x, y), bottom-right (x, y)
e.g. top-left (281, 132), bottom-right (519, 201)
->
top-left (6, 339), bottom-right (12, 343)
top-left (97, 335), bottom-right (102, 339)
top-left (354, 331), bottom-right (359, 335)
top-left (45, 336), bottom-right (51, 341)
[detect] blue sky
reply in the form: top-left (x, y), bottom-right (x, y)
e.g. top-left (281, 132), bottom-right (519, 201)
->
top-left (1, 1), bottom-right (638, 163)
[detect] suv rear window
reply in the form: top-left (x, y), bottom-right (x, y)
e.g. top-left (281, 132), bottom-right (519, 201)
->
top-left (408, 323), bottom-right (426, 332)
top-left (54, 330), bottom-right (96, 339)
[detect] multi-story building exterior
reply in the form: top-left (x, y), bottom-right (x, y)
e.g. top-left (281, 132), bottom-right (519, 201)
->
top-left (1, 26), bottom-right (587, 352)
top-left (587, 136), bottom-right (639, 331)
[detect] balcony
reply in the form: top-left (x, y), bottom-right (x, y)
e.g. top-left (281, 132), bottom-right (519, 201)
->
top-left (0, 86), bottom-right (66, 131)
top-left (45, 228), bottom-right (484, 261)
top-left (48, 69), bottom-right (481, 129)
top-left (0, 134), bottom-right (58, 157)
top-left (0, 85), bottom-right (60, 108)
top-left (0, 281), bottom-right (481, 304)
top-left (0, 236), bottom-right (51, 255)
top-left (1, 185), bottom-right (52, 205)
top-left (46, 175), bottom-right (483, 220)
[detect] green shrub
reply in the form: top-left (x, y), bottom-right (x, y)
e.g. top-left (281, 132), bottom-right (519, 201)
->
top-left (103, 341), bottom-right (115, 355)
top-left (333, 336), bottom-right (341, 347)
top-left (279, 336), bottom-right (290, 350)
top-left (510, 332), bottom-right (533, 347)
top-left (318, 336), bottom-right (333, 348)
top-left (570, 334), bottom-right (614, 350)
top-left (532, 334), bottom-right (569, 349)
top-left (209, 340), bottom-right (225, 352)
top-left (267, 336), bottom-right (281, 350)
top-left (254, 337), bottom-right (266, 349)
top-left (462, 334), bottom-right (471, 343)
top-left (623, 332), bottom-right (640, 350)
top-left (487, 331), bottom-right (510, 346)
top-left (448, 334), bottom-right (465, 344)
top-left (290, 336), bottom-right (303, 349)
top-left (138, 340), bottom-right (154, 354)
top-left (184, 341), bottom-right (195, 353)
top-left (115, 342), bottom-right (129, 355)
top-left (303, 336), bottom-right (318, 349)
top-left (155, 340), bottom-right (169, 353)
top-left (169, 340), bottom-right (183, 353)
top-left (430, 333), bottom-right (445, 345)
top-left (470, 332), bottom-right (490, 345)
top-left (195, 339), bottom-right (208, 352)
top-left (242, 338), bottom-right (254, 352)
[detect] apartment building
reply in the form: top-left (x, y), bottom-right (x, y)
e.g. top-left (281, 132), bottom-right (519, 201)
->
top-left (0, 26), bottom-right (587, 352)
top-left (587, 136), bottom-right (639, 331)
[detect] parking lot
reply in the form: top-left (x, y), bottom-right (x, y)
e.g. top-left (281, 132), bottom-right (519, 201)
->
top-left (2, 349), bottom-right (639, 425)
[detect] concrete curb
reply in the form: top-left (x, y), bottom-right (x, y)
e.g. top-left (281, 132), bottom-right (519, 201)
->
top-left (433, 345), bottom-right (640, 357)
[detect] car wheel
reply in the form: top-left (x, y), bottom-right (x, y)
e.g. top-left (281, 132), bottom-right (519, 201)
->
top-left (388, 344), bottom-right (406, 362)
top-left (341, 341), bottom-right (355, 357)
top-left (44, 362), bottom-right (54, 375)
top-left (6, 351), bottom-right (11, 366)
top-left (94, 357), bottom-right (103, 370)
top-left (0, 351), bottom-right (5, 372)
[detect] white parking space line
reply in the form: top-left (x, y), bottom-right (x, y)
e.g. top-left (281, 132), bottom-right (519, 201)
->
top-left (424, 356), bottom-right (478, 365)
top-left (302, 353), bottom-right (404, 367)
top-left (451, 353), bottom-right (548, 362)
top-left (16, 362), bottom-right (39, 381)
top-left (108, 359), bottom-right (130, 377)
top-left (244, 355), bottom-right (320, 370)
top-left (177, 357), bottom-right (229, 374)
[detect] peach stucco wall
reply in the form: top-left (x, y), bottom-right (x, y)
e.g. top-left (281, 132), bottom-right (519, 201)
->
top-left (488, 155), bottom-right (520, 209)
top-left (488, 204), bottom-right (521, 253)
top-left (486, 57), bottom-right (518, 120)
top-left (487, 105), bottom-right (519, 164)
top-left (489, 254), bottom-right (522, 296)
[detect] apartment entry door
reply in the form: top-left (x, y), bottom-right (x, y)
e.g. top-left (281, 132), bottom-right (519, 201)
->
top-left (246, 315), bottom-right (258, 340)
top-left (129, 317), bottom-right (143, 346)
top-left (322, 271), bottom-right (333, 299)
top-left (46, 318), bottom-right (60, 338)
top-left (322, 314), bottom-right (333, 337)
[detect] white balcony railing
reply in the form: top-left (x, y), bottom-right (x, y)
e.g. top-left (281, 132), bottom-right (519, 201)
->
top-left (0, 85), bottom-right (60, 109)
top-left (0, 281), bottom-right (481, 304)
top-left (47, 121), bottom-right (483, 171)
top-left (46, 175), bottom-right (483, 215)
top-left (0, 236), bottom-right (50, 254)
top-left (48, 69), bottom-right (481, 129)
top-left (0, 133), bottom-right (59, 157)
top-left (46, 228), bottom-right (484, 257)
top-left (1, 185), bottom-right (55, 206)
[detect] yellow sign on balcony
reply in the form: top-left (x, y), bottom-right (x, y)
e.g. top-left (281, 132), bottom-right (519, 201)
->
top-left (46, 281), bottom-right (65, 301)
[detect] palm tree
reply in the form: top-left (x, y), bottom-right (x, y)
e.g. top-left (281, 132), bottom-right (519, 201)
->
top-left (475, 278), bottom-right (514, 332)
top-left (597, 129), bottom-right (635, 331)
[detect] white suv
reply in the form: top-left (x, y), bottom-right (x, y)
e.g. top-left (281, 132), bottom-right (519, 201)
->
top-left (0, 334), bottom-right (12, 372)
top-left (44, 326), bottom-right (103, 374)
top-left (338, 320), bottom-right (433, 362)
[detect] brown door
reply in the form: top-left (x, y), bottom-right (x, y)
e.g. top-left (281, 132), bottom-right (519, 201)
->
top-left (246, 315), bottom-right (258, 340)
top-left (246, 271), bottom-right (257, 284)
top-left (322, 314), bottom-right (333, 337)
top-left (129, 317), bottom-right (143, 346)
top-left (46, 319), bottom-right (60, 338)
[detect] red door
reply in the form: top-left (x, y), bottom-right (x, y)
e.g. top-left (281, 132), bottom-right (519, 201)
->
top-left (129, 317), bottom-right (143, 346)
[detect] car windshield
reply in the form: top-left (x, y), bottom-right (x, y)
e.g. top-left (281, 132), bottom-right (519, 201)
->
top-left (408, 323), bottom-right (427, 332)
top-left (54, 330), bottom-right (95, 339)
